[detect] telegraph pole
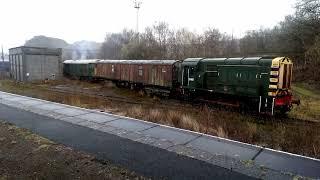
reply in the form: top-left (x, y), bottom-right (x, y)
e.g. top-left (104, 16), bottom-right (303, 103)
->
top-left (1, 45), bottom-right (4, 62)
top-left (133, 0), bottom-right (142, 33)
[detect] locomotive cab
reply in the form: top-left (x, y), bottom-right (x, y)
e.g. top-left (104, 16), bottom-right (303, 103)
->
top-left (179, 58), bottom-right (202, 90)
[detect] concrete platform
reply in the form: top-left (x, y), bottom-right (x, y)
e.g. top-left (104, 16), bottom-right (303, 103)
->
top-left (76, 113), bottom-right (120, 124)
top-left (187, 135), bottom-right (260, 160)
top-left (0, 91), bottom-right (319, 179)
top-left (142, 126), bottom-right (200, 145)
top-left (106, 118), bottom-right (157, 132)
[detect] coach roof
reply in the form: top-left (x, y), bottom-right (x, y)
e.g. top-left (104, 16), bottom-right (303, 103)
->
top-left (97, 59), bottom-right (178, 65)
top-left (63, 59), bottom-right (100, 64)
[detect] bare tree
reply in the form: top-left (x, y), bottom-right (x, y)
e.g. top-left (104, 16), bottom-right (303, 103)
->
top-left (99, 0), bottom-right (319, 81)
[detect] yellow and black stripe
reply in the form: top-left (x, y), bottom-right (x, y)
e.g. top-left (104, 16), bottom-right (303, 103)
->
top-left (268, 57), bottom-right (293, 97)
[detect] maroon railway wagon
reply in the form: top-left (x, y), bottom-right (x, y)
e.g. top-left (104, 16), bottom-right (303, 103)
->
top-left (94, 60), bottom-right (180, 95)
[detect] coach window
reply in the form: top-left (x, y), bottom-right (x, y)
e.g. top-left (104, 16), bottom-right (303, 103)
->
top-left (138, 65), bottom-right (143, 76)
top-left (111, 65), bottom-right (115, 73)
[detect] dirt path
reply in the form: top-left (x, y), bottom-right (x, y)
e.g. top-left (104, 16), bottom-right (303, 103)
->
top-left (0, 120), bottom-right (148, 180)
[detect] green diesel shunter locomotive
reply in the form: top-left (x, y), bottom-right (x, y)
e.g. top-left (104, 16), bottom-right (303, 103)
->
top-left (178, 57), bottom-right (295, 115)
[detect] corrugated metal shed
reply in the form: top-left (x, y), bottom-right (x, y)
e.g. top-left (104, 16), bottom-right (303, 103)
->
top-left (9, 46), bottom-right (62, 82)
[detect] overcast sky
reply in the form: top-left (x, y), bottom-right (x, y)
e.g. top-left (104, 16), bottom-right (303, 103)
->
top-left (0, 0), bottom-right (296, 52)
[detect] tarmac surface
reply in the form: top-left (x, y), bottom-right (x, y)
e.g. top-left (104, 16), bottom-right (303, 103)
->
top-left (0, 91), bottom-right (319, 179)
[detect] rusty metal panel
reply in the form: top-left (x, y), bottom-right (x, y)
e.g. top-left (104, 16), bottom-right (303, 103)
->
top-left (140, 64), bottom-right (148, 84)
top-left (148, 65), bottom-right (153, 85)
top-left (129, 64), bottom-right (134, 82)
top-left (106, 64), bottom-right (112, 79)
top-left (108, 63), bottom-right (115, 79)
top-left (95, 63), bottom-right (104, 77)
top-left (131, 64), bottom-right (140, 83)
top-left (132, 64), bottom-right (137, 82)
top-left (95, 63), bottom-right (113, 79)
top-left (121, 64), bottom-right (130, 81)
top-left (114, 64), bottom-right (121, 80)
top-left (125, 64), bottom-right (130, 81)
top-left (120, 64), bottom-right (124, 81)
top-left (95, 60), bottom-right (174, 87)
top-left (132, 64), bottom-right (142, 83)
top-left (144, 64), bottom-right (173, 87)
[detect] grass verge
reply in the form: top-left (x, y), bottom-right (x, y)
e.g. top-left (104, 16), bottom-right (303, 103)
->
top-left (290, 82), bottom-right (320, 121)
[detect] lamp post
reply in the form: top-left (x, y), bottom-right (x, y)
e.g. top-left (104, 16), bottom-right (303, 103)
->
top-left (133, 0), bottom-right (142, 33)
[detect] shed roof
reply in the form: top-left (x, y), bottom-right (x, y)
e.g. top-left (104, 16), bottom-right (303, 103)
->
top-left (9, 46), bottom-right (62, 56)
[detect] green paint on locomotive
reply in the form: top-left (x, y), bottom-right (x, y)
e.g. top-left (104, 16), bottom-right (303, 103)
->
top-left (179, 57), bottom-right (278, 98)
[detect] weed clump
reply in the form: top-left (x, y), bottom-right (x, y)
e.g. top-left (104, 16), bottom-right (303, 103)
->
top-left (148, 109), bottom-right (162, 122)
top-left (180, 115), bottom-right (200, 132)
top-left (126, 105), bottom-right (144, 118)
top-left (167, 110), bottom-right (181, 126)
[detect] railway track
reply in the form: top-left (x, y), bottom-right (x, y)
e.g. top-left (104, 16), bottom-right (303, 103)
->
top-left (48, 86), bottom-right (189, 110)
top-left (47, 86), bottom-right (319, 126)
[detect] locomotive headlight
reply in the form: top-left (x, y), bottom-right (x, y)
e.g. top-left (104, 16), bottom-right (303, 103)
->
top-left (269, 85), bottom-right (278, 89)
top-left (270, 71), bottom-right (279, 76)
top-left (269, 78), bottom-right (278, 83)
top-left (268, 92), bottom-right (277, 96)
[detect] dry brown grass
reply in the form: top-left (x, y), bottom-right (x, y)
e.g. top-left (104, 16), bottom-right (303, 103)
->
top-left (126, 105), bottom-right (144, 118)
top-left (124, 107), bottom-right (202, 132)
top-left (289, 83), bottom-right (320, 121)
top-left (147, 109), bottom-right (162, 122)
top-left (214, 126), bottom-right (228, 138)
top-left (68, 96), bottom-right (82, 106)
top-left (166, 110), bottom-right (181, 126)
top-left (180, 115), bottom-right (200, 132)
top-left (165, 110), bottom-right (201, 131)
top-left (122, 104), bottom-right (253, 141)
